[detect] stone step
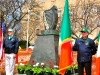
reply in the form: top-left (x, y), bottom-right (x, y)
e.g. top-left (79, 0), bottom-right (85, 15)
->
top-left (71, 73), bottom-right (79, 75)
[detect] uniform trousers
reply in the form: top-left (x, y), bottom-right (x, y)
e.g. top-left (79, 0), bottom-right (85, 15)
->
top-left (5, 54), bottom-right (15, 75)
top-left (78, 61), bottom-right (91, 75)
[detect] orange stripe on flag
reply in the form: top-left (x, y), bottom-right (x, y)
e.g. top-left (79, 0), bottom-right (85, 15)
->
top-left (96, 31), bottom-right (100, 75)
top-left (96, 57), bottom-right (100, 75)
top-left (59, 41), bottom-right (72, 75)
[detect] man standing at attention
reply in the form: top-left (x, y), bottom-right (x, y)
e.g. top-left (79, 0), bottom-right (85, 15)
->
top-left (3, 28), bottom-right (19, 75)
top-left (73, 27), bottom-right (97, 75)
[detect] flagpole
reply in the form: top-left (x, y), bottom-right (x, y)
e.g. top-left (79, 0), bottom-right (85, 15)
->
top-left (72, 50), bottom-right (76, 75)
top-left (26, 10), bottom-right (30, 51)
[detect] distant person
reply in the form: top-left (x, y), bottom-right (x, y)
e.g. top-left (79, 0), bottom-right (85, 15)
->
top-left (3, 28), bottom-right (19, 75)
top-left (73, 27), bottom-right (97, 75)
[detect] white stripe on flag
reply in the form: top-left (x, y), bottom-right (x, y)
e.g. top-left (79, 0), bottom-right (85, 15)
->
top-left (58, 38), bottom-right (62, 55)
top-left (97, 42), bottom-right (100, 58)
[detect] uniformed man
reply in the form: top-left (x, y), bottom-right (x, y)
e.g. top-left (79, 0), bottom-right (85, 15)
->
top-left (73, 27), bottom-right (97, 75)
top-left (3, 28), bottom-right (19, 75)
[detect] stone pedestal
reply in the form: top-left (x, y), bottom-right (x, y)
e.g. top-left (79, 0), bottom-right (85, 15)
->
top-left (29, 34), bottom-right (59, 65)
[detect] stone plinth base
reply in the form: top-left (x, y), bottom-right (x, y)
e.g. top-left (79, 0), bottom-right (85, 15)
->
top-left (29, 35), bottom-right (59, 65)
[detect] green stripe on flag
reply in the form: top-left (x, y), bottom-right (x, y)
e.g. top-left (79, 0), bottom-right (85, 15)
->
top-left (60, 0), bottom-right (71, 41)
top-left (98, 31), bottom-right (100, 42)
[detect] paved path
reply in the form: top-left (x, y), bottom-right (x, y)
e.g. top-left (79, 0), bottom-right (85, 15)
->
top-left (15, 73), bottom-right (79, 75)
top-left (15, 74), bottom-right (26, 75)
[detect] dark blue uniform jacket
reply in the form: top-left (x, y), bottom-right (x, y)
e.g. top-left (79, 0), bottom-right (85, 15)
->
top-left (73, 38), bottom-right (97, 63)
top-left (3, 35), bottom-right (19, 54)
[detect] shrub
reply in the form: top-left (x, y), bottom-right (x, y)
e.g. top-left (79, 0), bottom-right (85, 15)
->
top-left (66, 66), bottom-right (73, 73)
top-left (32, 66), bottom-right (43, 74)
top-left (17, 65), bottom-right (25, 74)
top-left (25, 65), bottom-right (33, 71)
top-left (44, 67), bottom-right (52, 73)
top-left (19, 40), bottom-right (30, 49)
top-left (74, 64), bottom-right (78, 69)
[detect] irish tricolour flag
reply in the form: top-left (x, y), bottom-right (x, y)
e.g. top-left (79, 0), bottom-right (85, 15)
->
top-left (58, 0), bottom-right (72, 75)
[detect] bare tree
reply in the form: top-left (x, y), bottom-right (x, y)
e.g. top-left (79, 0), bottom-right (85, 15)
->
top-left (69, 0), bottom-right (100, 40)
top-left (17, 0), bottom-right (43, 42)
top-left (0, 0), bottom-right (43, 42)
